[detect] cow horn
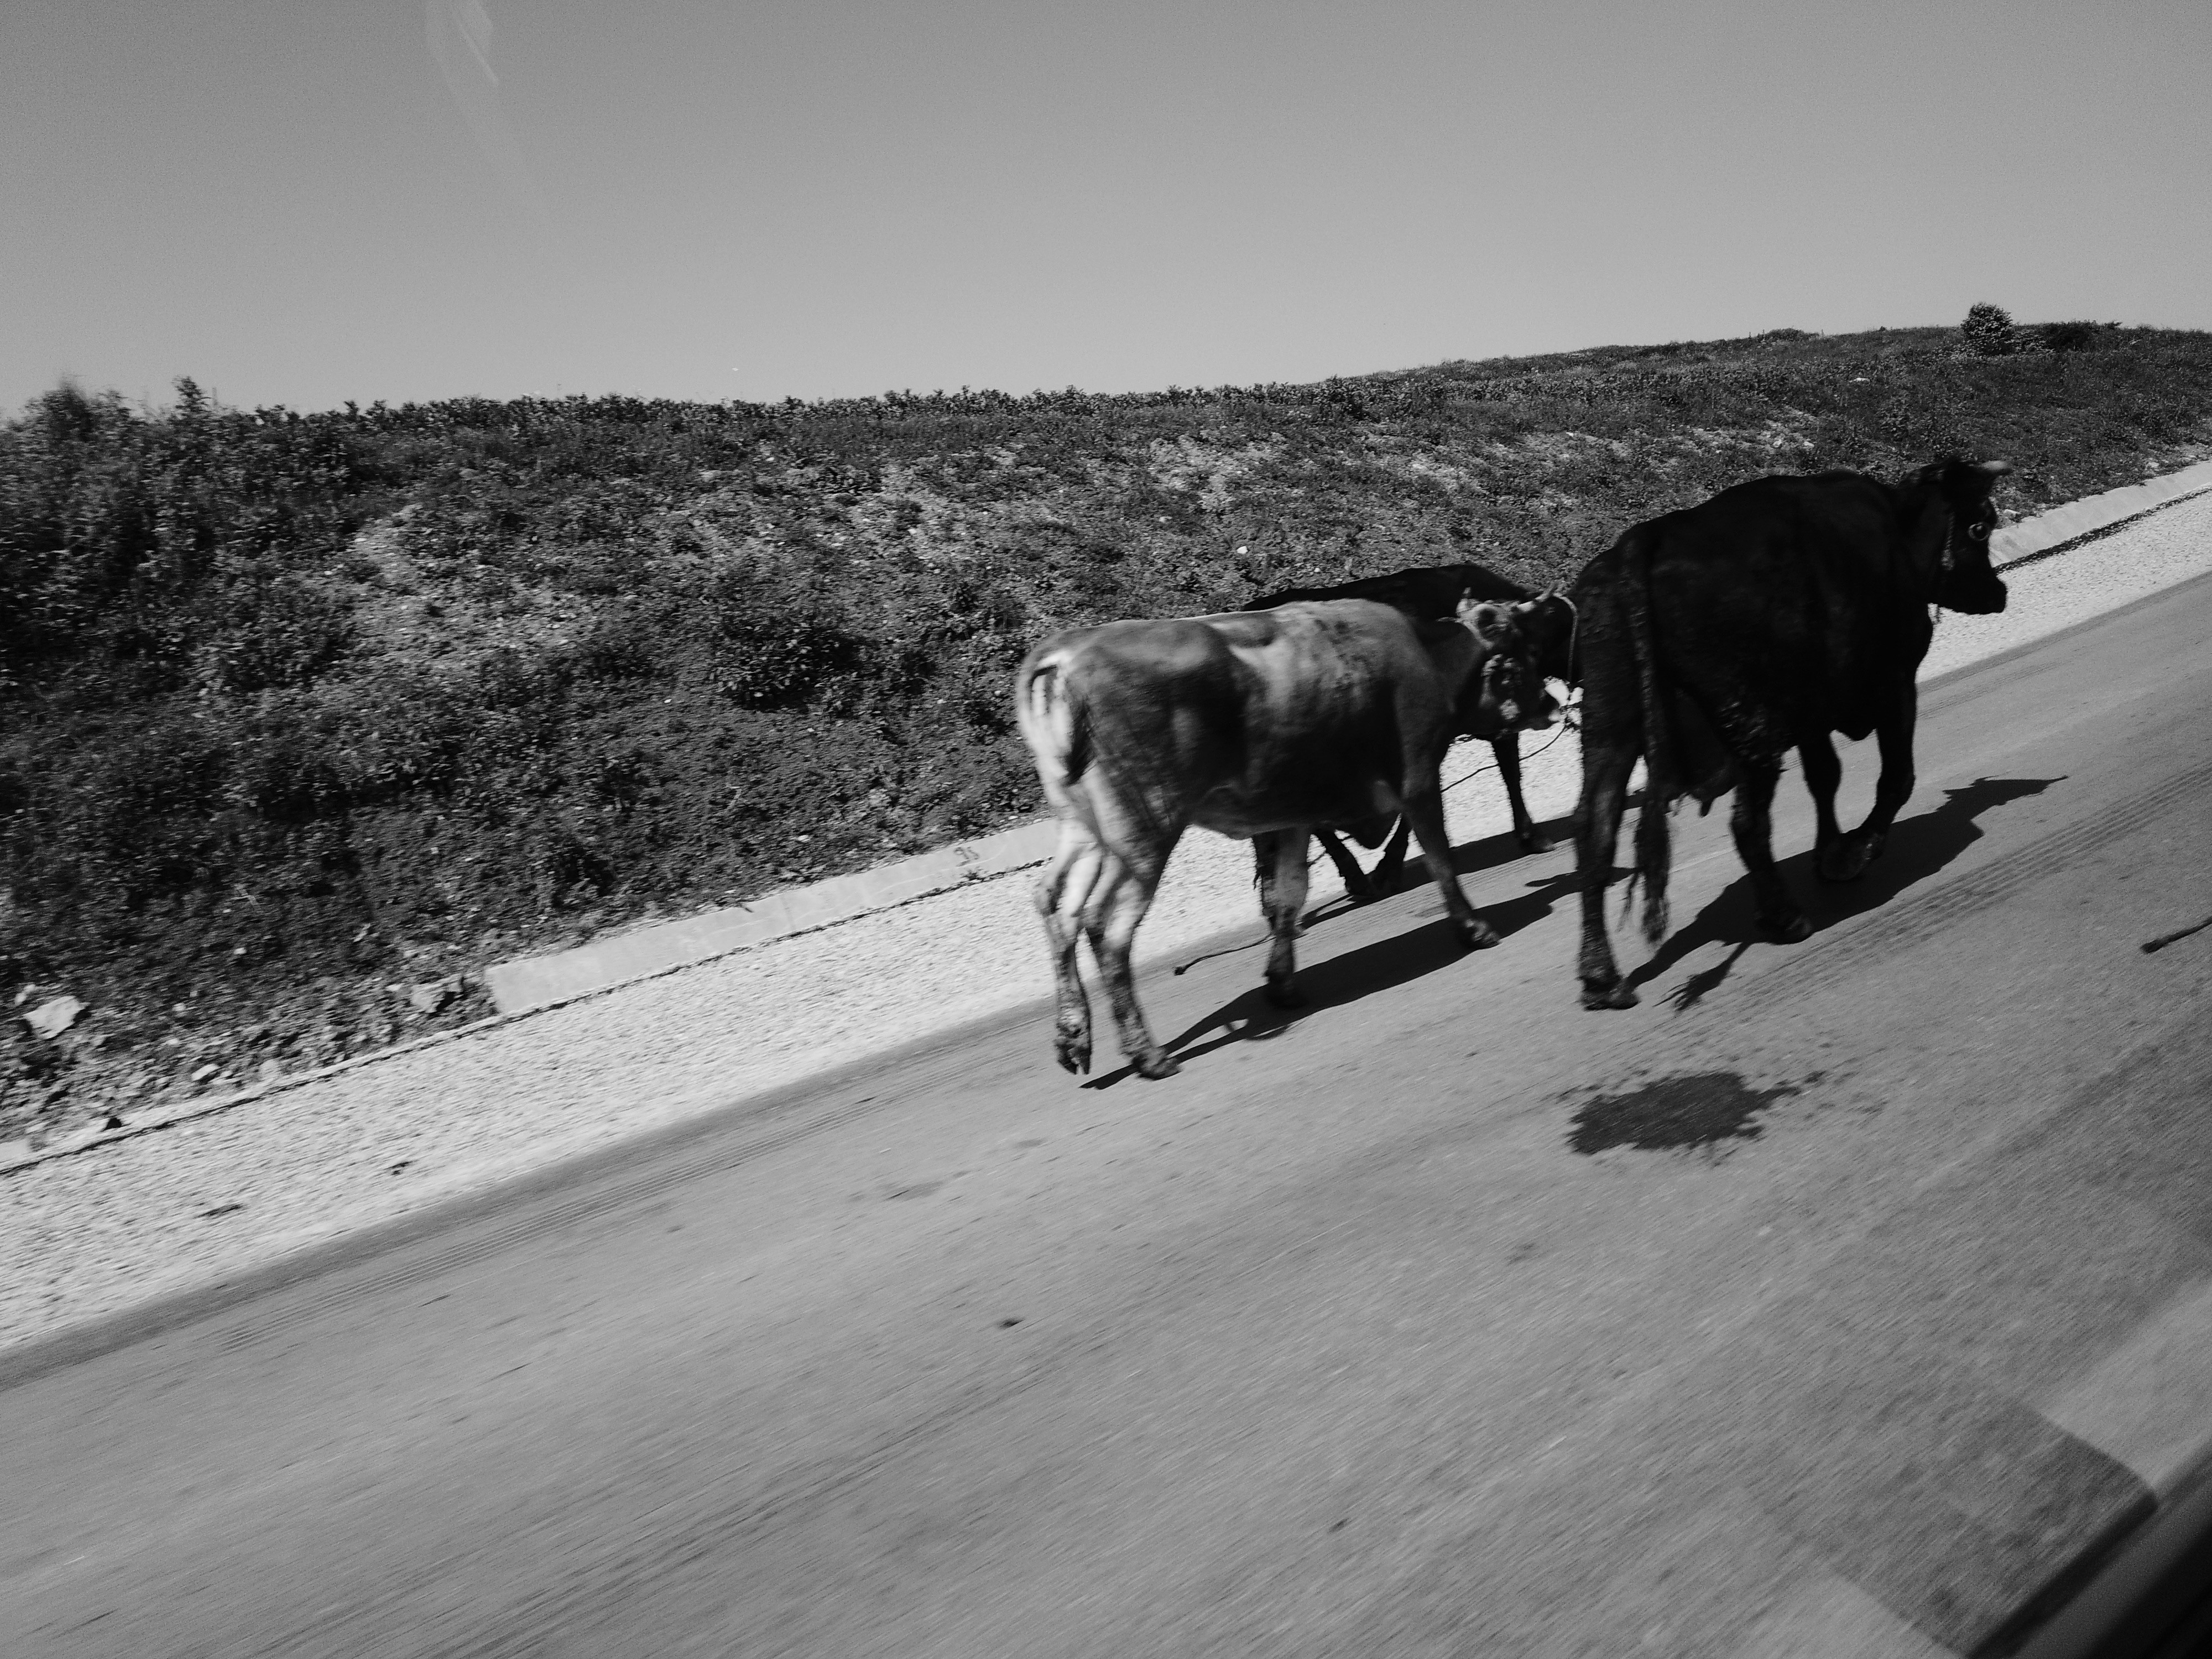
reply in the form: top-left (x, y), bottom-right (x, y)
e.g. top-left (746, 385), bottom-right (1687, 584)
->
top-left (1975, 458), bottom-right (2014, 478)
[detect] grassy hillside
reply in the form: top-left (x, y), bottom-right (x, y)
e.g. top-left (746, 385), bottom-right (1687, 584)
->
top-left (4, 319), bottom-right (2210, 1141)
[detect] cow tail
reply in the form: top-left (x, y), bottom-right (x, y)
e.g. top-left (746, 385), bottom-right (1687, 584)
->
top-left (1015, 654), bottom-right (1091, 790)
top-left (1620, 526), bottom-right (1676, 945)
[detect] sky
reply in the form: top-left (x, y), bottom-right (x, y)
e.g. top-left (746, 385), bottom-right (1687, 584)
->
top-left (4, 0), bottom-right (2208, 414)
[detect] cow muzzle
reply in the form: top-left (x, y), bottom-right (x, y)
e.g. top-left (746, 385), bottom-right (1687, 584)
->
top-left (1943, 570), bottom-right (2008, 615)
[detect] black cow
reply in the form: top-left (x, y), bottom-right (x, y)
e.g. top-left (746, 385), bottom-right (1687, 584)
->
top-left (1248, 564), bottom-right (1578, 897)
top-left (1015, 596), bottom-right (1556, 1078)
top-left (1569, 459), bottom-right (2012, 1009)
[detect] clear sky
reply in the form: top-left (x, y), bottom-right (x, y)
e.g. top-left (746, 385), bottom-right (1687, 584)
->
top-left (5, 0), bottom-right (2207, 414)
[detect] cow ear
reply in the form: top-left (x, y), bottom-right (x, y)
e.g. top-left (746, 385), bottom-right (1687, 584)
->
top-left (1945, 457), bottom-right (2012, 498)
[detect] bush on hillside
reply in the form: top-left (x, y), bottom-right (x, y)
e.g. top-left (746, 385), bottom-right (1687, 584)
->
top-left (2038, 320), bottom-right (2122, 353)
top-left (1961, 302), bottom-right (2026, 358)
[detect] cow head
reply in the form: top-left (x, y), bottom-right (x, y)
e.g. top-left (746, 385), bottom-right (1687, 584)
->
top-left (1914, 457), bottom-right (2012, 614)
top-left (1460, 599), bottom-right (1562, 734)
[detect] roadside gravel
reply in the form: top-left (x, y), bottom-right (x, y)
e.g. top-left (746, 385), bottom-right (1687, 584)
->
top-left (4, 488), bottom-right (2210, 1353)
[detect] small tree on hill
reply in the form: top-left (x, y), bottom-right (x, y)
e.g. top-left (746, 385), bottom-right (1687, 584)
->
top-left (1961, 302), bottom-right (2023, 357)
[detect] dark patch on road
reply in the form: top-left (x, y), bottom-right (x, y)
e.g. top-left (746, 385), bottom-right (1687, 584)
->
top-left (2142, 912), bottom-right (2212, 953)
top-left (1568, 1071), bottom-right (1800, 1155)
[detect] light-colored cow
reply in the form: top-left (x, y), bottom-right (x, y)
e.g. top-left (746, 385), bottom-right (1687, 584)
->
top-left (1014, 596), bottom-right (1557, 1079)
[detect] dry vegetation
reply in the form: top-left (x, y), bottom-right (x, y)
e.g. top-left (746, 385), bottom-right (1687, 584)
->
top-left (4, 318), bottom-right (2210, 1142)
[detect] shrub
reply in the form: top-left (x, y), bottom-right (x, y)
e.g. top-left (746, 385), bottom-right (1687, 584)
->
top-left (1961, 302), bottom-right (2025, 358)
top-left (700, 562), bottom-right (865, 708)
top-left (2039, 320), bottom-right (2118, 353)
top-left (196, 581), bottom-right (353, 693)
top-left (566, 610), bottom-right (660, 682)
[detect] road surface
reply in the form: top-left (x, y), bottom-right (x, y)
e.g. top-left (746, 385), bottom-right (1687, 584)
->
top-left (4, 573), bottom-right (2211, 1657)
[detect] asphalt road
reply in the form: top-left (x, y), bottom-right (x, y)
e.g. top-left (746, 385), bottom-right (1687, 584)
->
top-left (5, 573), bottom-right (2212, 1659)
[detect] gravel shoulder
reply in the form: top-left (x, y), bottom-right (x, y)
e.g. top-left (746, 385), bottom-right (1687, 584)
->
top-left (5, 488), bottom-right (2211, 1354)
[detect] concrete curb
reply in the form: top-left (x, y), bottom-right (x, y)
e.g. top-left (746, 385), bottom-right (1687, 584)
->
top-left (1992, 460), bottom-right (2212, 568)
top-left (0, 1014), bottom-right (522, 1177)
top-left (0, 830), bottom-right (1073, 1181)
top-left (483, 818), bottom-right (1064, 1013)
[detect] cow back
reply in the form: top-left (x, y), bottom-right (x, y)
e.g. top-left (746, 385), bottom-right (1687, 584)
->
top-left (1249, 561), bottom-right (1531, 622)
top-left (1570, 466), bottom-right (2001, 758)
top-left (1250, 561), bottom-right (1572, 715)
top-left (1026, 600), bottom-right (1472, 839)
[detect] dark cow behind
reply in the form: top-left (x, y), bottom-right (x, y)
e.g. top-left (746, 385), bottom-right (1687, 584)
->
top-left (1571, 458), bottom-right (2012, 1009)
top-left (1248, 564), bottom-right (1578, 896)
top-left (1015, 596), bottom-right (1555, 1078)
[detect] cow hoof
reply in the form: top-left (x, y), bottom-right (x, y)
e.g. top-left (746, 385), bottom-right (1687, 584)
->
top-left (1518, 832), bottom-right (1556, 855)
top-left (1581, 979), bottom-right (1639, 1010)
top-left (1264, 976), bottom-right (1307, 1010)
top-left (1133, 1050), bottom-right (1181, 1080)
top-left (1823, 836), bottom-right (1876, 889)
top-left (1764, 910), bottom-right (1813, 943)
top-left (1459, 919), bottom-right (1501, 951)
top-left (1054, 1038), bottom-right (1091, 1076)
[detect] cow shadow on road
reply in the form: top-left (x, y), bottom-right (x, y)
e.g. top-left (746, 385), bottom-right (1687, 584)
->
top-left (1086, 866), bottom-right (1580, 1088)
top-left (1626, 775), bottom-right (2063, 1010)
top-left (1298, 813), bottom-right (1579, 929)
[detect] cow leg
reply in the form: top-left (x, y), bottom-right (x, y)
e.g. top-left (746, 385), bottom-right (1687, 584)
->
top-left (1833, 688), bottom-right (1917, 880)
top-left (1369, 815), bottom-right (1415, 894)
top-left (1493, 733), bottom-right (1553, 853)
top-left (1084, 847), bottom-right (1178, 1081)
top-left (1574, 739), bottom-right (1638, 1008)
top-left (1403, 785), bottom-right (1498, 952)
top-left (1256, 830), bottom-right (1313, 1007)
top-left (1731, 757), bottom-right (1811, 941)
top-left (1801, 733), bottom-right (1851, 881)
top-left (1034, 820), bottom-right (1107, 1074)
top-left (1313, 828), bottom-right (1378, 900)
